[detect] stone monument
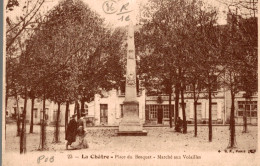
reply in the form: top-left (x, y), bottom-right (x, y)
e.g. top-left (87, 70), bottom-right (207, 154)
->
top-left (118, 21), bottom-right (147, 136)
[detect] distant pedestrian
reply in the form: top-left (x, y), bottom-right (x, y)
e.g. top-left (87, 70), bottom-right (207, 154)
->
top-left (175, 117), bottom-right (183, 133)
top-left (66, 115), bottom-right (77, 150)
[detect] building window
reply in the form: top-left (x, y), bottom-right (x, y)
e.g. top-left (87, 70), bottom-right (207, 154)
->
top-left (53, 109), bottom-right (61, 121)
top-left (100, 104), bottom-right (108, 124)
top-left (251, 102), bottom-right (257, 117)
top-left (146, 105), bottom-right (174, 119)
top-left (238, 101), bottom-right (245, 116)
top-left (162, 105), bottom-right (174, 118)
top-left (238, 101), bottom-right (257, 118)
top-left (196, 103), bottom-right (202, 120)
top-left (120, 104), bottom-right (124, 118)
top-left (212, 103), bottom-right (217, 120)
top-left (163, 105), bottom-right (169, 118)
top-left (40, 108), bottom-right (49, 120)
top-left (84, 104), bottom-right (88, 115)
top-left (53, 110), bottom-right (57, 121)
top-left (34, 108), bottom-right (38, 118)
top-left (149, 105), bottom-right (157, 119)
top-left (120, 80), bottom-right (125, 95)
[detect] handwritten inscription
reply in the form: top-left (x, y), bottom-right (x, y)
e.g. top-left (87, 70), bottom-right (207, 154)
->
top-left (102, 0), bottom-right (117, 14)
top-left (102, 0), bottom-right (133, 22)
top-left (37, 155), bottom-right (54, 164)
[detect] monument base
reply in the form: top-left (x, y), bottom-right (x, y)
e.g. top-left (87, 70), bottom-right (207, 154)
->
top-left (118, 101), bottom-right (147, 136)
top-left (119, 121), bottom-right (142, 131)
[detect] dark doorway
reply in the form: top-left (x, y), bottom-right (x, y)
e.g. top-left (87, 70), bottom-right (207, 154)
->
top-left (100, 104), bottom-right (108, 125)
top-left (158, 107), bottom-right (163, 124)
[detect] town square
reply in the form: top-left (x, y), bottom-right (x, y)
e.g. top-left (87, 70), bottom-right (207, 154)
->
top-left (3, 0), bottom-right (258, 165)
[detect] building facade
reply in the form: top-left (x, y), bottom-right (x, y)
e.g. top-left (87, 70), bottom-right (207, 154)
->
top-left (145, 93), bottom-right (225, 125)
top-left (6, 89), bottom-right (257, 126)
top-left (6, 97), bottom-right (77, 126)
top-left (87, 89), bottom-right (146, 126)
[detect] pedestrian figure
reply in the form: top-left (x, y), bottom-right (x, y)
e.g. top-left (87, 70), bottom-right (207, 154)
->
top-left (70, 126), bottom-right (89, 149)
top-left (65, 115), bottom-right (77, 150)
top-left (77, 113), bottom-right (86, 129)
top-left (175, 117), bottom-right (183, 133)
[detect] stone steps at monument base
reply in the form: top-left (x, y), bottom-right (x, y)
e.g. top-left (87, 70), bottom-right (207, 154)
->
top-left (116, 130), bottom-right (148, 136)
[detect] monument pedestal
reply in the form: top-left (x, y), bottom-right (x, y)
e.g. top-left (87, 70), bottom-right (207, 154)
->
top-left (118, 101), bottom-right (147, 136)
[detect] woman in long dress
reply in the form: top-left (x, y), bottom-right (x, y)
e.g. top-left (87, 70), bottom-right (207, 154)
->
top-left (71, 126), bottom-right (89, 149)
top-left (65, 115), bottom-right (77, 150)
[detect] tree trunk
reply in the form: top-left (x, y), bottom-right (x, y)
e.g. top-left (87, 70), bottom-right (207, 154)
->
top-left (15, 96), bottom-right (21, 136)
top-left (194, 100), bottom-right (198, 137)
top-left (42, 94), bottom-right (46, 148)
top-left (76, 100), bottom-right (80, 120)
top-left (20, 88), bottom-right (27, 154)
top-left (54, 102), bottom-right (61, 143)
top-left (174, 85), bottom-right (180, 128)
top-left (169, 91), bottom-right (172, 128)
top-left (208, 85), bottom-right (212, 142)
top-left (229, 93), bottom-right (236, 148)
top-left (40, 92), bottom-right (47, 150)
top-left (181, 87), bottom-right (187, 133)
top-left (29, 98), bottom-right (35, 133)
top-left (65, 101), bottom-right (69, 132)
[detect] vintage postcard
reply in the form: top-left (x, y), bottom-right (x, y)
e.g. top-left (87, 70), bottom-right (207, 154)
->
top-left (2, 0), bottom-right (259, 165)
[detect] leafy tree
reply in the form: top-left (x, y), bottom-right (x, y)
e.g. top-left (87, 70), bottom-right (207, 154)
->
top-left (26, 0), bottom-right (106, 145)
top-left (221, 13), bottom-right (257, 148)
top-left (186, 63), bottom-right (206, 137)
top-left (137, 0), bottom-right (193, 129)
top-left (216, 0), bottom-right (258, 147)
top-left (218, 0), bottom-right (257, 142)
top-left (24, 0), bottom-right (125, 146)
top-left (8, 29), bottom-right (40, 153)
top-left (137, 0), bottom-right (219, 134)
top-left (6, 56), bottom-right (23, 136)
top-left (190, 6), bottom-right (221, 141)
top-left (5, 0), bottom-right (49, 140)
top-left (77, 27), bottom-right (126, 116)
top-left (239, 16), bottom-right (257, 133)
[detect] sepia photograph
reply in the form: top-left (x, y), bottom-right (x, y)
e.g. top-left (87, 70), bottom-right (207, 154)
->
top-left (2, 0), bottom-right (258, 165)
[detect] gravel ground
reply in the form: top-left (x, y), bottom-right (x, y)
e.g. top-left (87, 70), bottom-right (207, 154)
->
top-left (5, 124), bottom-right (257, 153)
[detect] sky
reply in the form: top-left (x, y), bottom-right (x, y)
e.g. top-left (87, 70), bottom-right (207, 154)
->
top-left (6, 0), bottom-right (138, 27)
top-left (8, 0), bottom-right (254, 27)
top-left (83, 0), bottom-right (228, 26)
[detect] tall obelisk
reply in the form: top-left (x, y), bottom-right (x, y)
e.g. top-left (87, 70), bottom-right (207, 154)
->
top-left (118, 21), bottom-right (147, 135)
